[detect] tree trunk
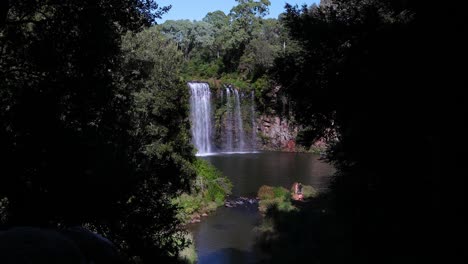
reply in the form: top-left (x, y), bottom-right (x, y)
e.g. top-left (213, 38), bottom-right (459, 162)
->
top-left (0, 0), bottom-right (9, 28)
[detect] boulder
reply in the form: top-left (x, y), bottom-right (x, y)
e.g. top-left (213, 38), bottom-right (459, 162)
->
top-left (0, 226), bottom-right (121, 264)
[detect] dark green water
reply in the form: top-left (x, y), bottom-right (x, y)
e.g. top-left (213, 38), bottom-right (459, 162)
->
top-left (189, 152), bottom-right (335, 263)
top-left (204, 151), bottom-right (334, 196)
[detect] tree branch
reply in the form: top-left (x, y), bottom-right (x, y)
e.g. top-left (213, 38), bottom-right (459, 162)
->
top-left (0, 0), bottom-right (9, 28)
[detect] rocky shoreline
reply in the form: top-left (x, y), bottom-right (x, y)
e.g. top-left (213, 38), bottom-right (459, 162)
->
top-left (188, 196), bottom-right (259, 224)
top-left (224, 196), bottom-right (259, 208)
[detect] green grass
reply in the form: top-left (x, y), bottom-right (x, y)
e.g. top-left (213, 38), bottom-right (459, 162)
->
top-left (173, 158), bottom-right (232, 223)
top-left (257, 184), bottom-right (317, 215)
top-left (257, 185), bottom-right (295, 214)
top-left (258, 185), bottom-right (275, 200)
top-left (273, 186), bottom-right (290, 200)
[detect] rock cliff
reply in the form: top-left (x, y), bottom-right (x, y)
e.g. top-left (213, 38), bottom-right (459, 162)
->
top-left (257, 115), bottom-right (298, 151)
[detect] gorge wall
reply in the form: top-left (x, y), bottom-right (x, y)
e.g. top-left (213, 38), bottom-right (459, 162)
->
top-left (257, 115), bottom-right (298, 152)
top-left (254, 84), bottom-right (299, 152)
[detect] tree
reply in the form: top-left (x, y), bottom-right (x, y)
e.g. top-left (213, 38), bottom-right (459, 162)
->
top-left (229, 0), bottom-right (271, 36)
top-left (239, 18), bottom-right (284, 78)
top-left (108, 26), bottom-right (196, 262)
top-left (159, 19), bottom-right (195, 59)
top-left (222, 0), bottom-right (272, 72)
top-left (193, 21), bottom-right (215, 52)
top-left (267, 0), bottom-right (466, 262)
top-left (0, 1), bottom-right (195, 262)
top-left (159, 19), bottom-right (215, 61)
top-left (203, 11), bottom-right (230, 59)
top-left (203, 10), bottom-right (230, 31)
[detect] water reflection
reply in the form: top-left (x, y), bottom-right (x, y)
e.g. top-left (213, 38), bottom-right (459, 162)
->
top-left (189, 206), bottom-right (260, 264)
top-left (190, 152), bottom-right (335, 264)
top-left (203, 152), bottom-right (335, 196)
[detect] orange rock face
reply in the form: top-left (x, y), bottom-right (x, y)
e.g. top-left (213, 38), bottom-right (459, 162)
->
top-left (286, 140), bottom-right (296, 152)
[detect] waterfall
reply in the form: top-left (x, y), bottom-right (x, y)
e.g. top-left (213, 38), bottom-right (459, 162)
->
top-left (233, 89), bottom-right (245, 150)
top-left (188, 82), bottom-right (257, 155)
top-left (188, 82), bottom-right (213, 155)
top-left (225, 88), bottom-right (233, 151)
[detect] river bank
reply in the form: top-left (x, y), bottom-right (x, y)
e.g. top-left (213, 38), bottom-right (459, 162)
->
top-left (173, 158), bottom-right (232, 225)
top-left (174, 158), bottom-right (232, 263)
top-left (187, 152), bottom-right (335, 264)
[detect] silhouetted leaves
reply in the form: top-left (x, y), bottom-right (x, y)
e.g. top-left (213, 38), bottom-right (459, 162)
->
top-left (265, 0), bottom-right (466, 263)
top-left (1, 1), bottom-right (195, 263)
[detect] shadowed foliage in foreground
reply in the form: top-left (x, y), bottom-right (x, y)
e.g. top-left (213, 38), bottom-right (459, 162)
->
top-left (0, 1), bottom-right (198, 263)
top-left (258, 0), bottom-right (466, 263)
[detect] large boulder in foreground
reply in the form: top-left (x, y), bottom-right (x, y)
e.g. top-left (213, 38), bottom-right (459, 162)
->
top-left (0, 226), bottom-right (121, 264)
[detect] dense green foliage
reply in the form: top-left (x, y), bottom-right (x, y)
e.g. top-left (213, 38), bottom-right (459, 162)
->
top-left (178, 233), bottom-right (197, 264)
top-left (258, 0), bottom-right (466, 263)
top-left (257, 185), bottom-right (295, 214)
top-left (158, 0), bottom-right (286, 94)
top-left (3, 0), bottom-right (463, 262)
top-left (0, 1), bottom-right (198, 262)
top-left (155, 0), bottom-right (300, 136)
top-left (193, 159), bottom-right (232, 204)
top-left (173, 159), bottom-right (232, 223)
top-left (257, 184), bottom-right (318, 216)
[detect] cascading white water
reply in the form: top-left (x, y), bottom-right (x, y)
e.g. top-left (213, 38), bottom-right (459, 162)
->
top-left (189, 82), bottom-right (213, 154)
top-left (233, 89), bottom-right (245, 150)
top-left (225, 88), bottom-right (233, 151)
top-left (188, 82), bottom-right (258, 155)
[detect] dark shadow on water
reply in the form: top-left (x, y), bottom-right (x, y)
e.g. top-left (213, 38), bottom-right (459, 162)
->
top-left (189, 205), bottom-right (262, 264)
top-left (198, 248), bottom-right (256, 264)
top-left (212, 223), bottom-right (230, 230)
top-left (255, 194), bottom-right (348, 264)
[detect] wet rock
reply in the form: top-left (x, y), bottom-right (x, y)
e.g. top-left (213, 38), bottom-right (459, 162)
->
top-left (190, 219), bottom-right (201, 224)
top-left (224, 197), bottom-right (259, 208)
top-left (258, 115), bottom-right (298, 151)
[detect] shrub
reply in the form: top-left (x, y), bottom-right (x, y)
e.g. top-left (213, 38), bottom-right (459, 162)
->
top-left (252, 75), bottom-right (270, 110)
top-left (174, 158), bottom-right (232, 222)
top-left (178, 233), bottom-right (197, 264)
top-left (259, 198), bottom-right (279, 214)
top-left (205, 180), bottom-right (228, 206)
top-left (172, 194), bottom-right (203, 222)
top-left (258, 185), bottom-right (275, 200)
top-left (258, 186), bottom-right (296, 214)
top-left (301, 185), bottom-right (318, 199)
top-left (195, 159), bottom-right (232, 206)
top-left (194, 158), bottom-right (223, 181)
top-left (273, 187), bottom-right (290, 200)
